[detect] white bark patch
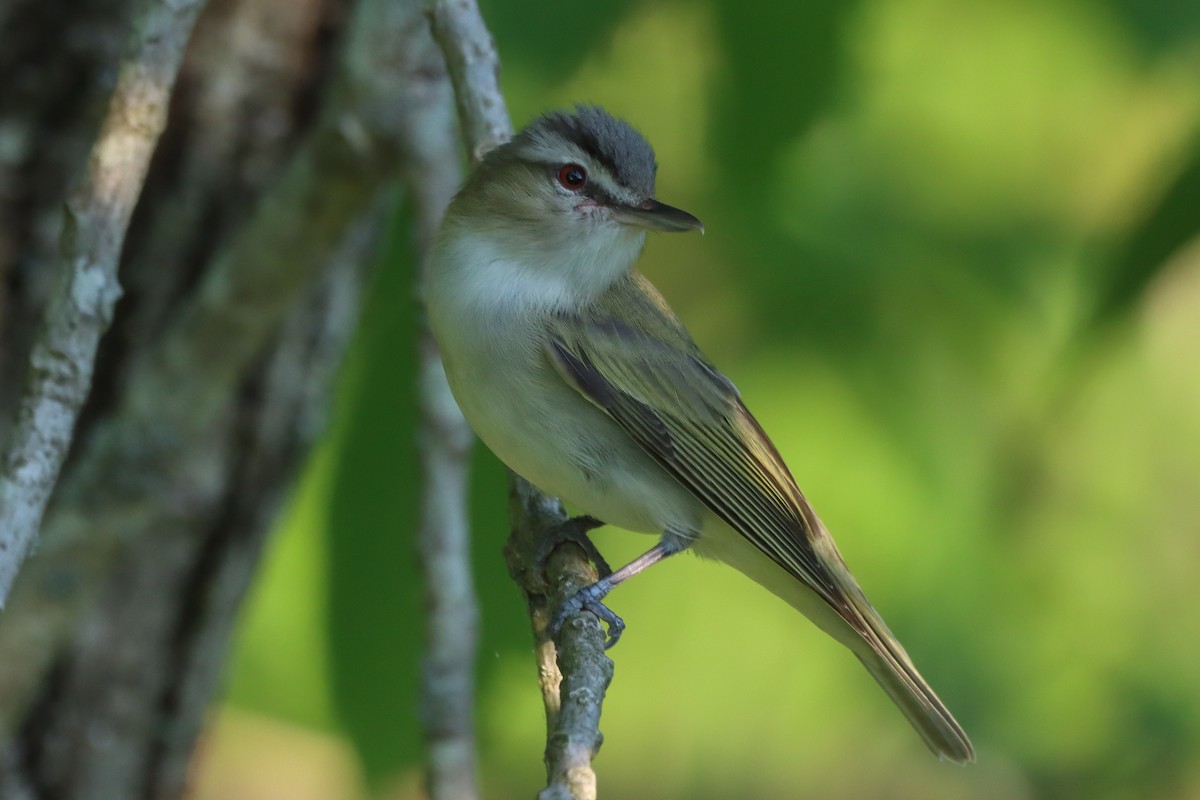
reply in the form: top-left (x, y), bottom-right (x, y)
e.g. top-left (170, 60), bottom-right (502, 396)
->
top-left (0, 0), bottom-right (207, 606)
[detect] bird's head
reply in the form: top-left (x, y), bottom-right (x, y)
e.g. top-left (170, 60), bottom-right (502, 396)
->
top-left (445, 106), bottom-right (703, 292)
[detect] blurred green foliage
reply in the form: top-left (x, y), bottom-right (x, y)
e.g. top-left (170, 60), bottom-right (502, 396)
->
top-left (223, 0), bottom-right (1200, 797)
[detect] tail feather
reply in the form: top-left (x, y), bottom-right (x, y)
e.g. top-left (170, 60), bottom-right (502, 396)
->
top-left (842, 584), bottom-right (975, 763)
top-left (854, 635), bottom-right (975, 763)
top-left (694, 523), bottom-right (975, 762)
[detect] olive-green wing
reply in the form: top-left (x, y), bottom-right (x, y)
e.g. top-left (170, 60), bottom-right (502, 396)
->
top-left (545, 278), bottom-right (977, 764)
top-left (544, 298), bottom-right (846, 613)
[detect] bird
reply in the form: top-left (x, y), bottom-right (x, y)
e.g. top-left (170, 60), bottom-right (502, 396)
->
top-left (424, 104), bottom-right (975, 763)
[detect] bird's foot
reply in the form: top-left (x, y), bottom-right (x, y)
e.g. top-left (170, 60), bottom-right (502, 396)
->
top-left (535, 515), bottom-right (612, 578)
top-left (550, 578), bottom-right (625, 649)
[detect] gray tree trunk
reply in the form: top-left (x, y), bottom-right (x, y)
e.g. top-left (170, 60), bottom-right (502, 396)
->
top-left (0, 0), bottom-right (439, 795)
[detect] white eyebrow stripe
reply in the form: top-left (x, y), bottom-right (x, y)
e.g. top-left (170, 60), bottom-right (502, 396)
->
top-left (515, 138), bottom-right (641, 204)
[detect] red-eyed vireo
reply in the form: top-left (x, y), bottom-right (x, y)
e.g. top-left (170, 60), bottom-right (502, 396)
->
top-left (425, 106), bottom-right (975, 763)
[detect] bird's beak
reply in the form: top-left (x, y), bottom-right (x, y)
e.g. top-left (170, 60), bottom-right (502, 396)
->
top-left (612, 199), bottom-right (704, 234)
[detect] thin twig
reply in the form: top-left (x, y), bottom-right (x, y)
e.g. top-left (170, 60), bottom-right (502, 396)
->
top-left (0, 0), bottom-right (208, 607)
top-left (388, 0), bottom-right (483, 797)
top-left (427, 2), bottom-right (614, 798)
top-left (505, 486), bottom-right (612, 800)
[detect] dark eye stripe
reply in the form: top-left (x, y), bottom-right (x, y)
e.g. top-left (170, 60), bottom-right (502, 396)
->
top-left (582, 181), bottom-right (619, 206)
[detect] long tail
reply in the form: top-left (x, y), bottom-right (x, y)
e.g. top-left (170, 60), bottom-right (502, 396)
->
top-left (696, 524), bottom-right (975, 762)
top-left (848, 597), bottom-right (975, 763)
top-left (813, 523), bottom-right (975, 763)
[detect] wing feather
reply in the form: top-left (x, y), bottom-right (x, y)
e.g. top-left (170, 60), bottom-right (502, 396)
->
top-left (545, 286), bottom-right (849, 615)
top-left (543, 273), bottom-right (975, 763)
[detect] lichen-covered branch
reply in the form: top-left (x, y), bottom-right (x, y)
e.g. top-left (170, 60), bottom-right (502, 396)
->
top-left (0, 0), bottom-right (207, 606)
top-left (427, 2), bottom-right (614, 798)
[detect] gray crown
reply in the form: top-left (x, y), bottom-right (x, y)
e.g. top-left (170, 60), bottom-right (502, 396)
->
top-left (524, 106), bottom-right (658, 198)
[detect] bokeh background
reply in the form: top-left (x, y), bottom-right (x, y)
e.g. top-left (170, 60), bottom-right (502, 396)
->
top-left (194, 0), bottom-right (1200, 797)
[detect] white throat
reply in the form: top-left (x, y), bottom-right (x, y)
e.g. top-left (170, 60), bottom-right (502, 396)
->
top-left (429, 218), bottom-right (646, 317)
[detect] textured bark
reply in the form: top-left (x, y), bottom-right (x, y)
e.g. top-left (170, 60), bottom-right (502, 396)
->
top-left (0, 0), bottom-right (139, 433)
top-left (0, 0), bottom-right (208, 606)
top-left (429, 2), bottom-right (614, 797)
top-left (427, 0), bottom-right (514, 163)
top-left (1, 229), bottom-right (372, 799)
top-left (116, 0), bottom-right (342, 358)
top-left (0, 0), bottom-right (424, 794)
top-left (505, 486), bottom-right (612, 800)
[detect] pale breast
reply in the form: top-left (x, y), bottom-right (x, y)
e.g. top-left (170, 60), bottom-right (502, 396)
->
top-left (425, 233), bottom-right (704, 536)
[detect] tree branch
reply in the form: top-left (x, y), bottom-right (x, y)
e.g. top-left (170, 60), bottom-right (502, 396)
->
top-left (0, 0), bottom-right (208, 607)
top-left (427, 0), bottom-right (514, 158)
top-left (382, 2), bottom-right (482, 797)
top-left (505, 486), bottom-right (612, 800)
top-left (427, 3), bottom-right (614, 798)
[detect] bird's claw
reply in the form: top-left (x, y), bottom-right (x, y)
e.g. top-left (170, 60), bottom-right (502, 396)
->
top-left (538, 515), bottom-right (624, 647)
top-left (550, 582), bottom-right (626, 649)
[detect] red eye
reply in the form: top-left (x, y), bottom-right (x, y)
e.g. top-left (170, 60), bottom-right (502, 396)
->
top-left (557, 163), bottom-right (587, 190)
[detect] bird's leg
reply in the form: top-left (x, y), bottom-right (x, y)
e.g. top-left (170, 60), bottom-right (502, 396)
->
top-left (551, 532), bottom-right (688, 649)
top-left (536, 514), bottom-right (611, 578)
